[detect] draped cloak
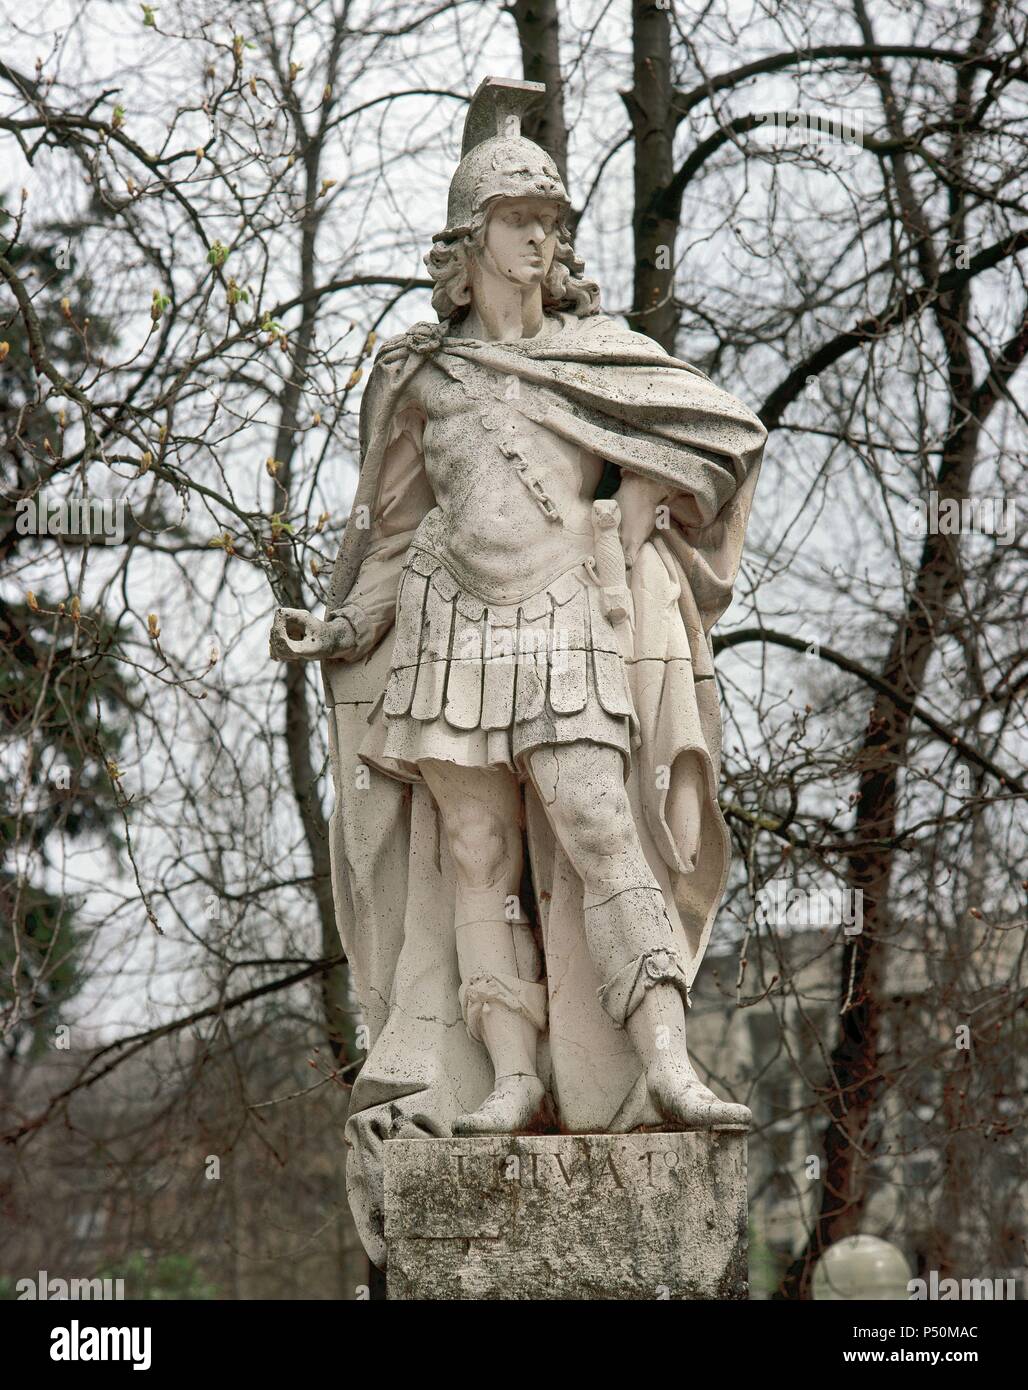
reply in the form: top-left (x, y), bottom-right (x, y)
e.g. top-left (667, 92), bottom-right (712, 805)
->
top-left (320, 311), bottom-right (766, 1266)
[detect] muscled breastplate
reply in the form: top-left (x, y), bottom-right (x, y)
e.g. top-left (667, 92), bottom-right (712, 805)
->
top-left (410, 355), bottom-right (603, 604)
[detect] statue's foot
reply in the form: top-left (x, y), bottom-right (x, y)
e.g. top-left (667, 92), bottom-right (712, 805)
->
top-left (452, 1074), bottom-right (546, 1136)
top-left (647, 1058), bottom-right (751, 1130)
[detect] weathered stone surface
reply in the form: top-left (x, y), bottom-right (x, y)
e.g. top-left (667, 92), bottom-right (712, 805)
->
top-left (270, 74), bottom-right (766, 1267)
top-left (384, 1131), bottom-right (748, 1300)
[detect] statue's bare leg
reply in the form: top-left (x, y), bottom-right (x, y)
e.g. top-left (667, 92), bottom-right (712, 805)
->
top-left (526, 741), bottom-right (750, 1129)
top-left (420, 759), bottom-right (546, 1135)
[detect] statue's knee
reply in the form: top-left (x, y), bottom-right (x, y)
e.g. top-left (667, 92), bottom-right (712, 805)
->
top-left (560, 789), bottom-right (636, 867)
top-left (446, 807), bottom-right (519, 888)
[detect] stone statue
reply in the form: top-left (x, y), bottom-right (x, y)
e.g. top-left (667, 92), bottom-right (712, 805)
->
top-left (271, 77), bottom-right (767, 1269)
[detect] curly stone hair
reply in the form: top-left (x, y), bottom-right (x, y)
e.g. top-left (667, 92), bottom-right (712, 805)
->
top-left (424, 204), bottom-right (601, 323)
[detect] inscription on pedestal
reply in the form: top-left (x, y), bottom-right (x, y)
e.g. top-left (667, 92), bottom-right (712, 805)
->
top-left (384, 1132), bottom-right (748, 1300)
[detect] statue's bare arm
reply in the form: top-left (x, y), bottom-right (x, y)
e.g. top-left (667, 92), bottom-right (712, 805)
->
top-left (270, 394), bottom-right (433, 663)
top-left (326, 404), bottom-right (433, 659)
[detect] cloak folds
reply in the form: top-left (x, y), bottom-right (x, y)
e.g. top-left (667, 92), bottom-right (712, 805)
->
top-left (321, 312), bottom-right (766, 1266)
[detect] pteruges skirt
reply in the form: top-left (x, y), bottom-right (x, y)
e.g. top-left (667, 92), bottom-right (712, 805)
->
top-left (358, 548), bottom-right (638, 781)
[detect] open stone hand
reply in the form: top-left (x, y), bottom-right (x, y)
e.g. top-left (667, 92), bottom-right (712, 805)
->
top-left (269, 607), bottom-right (356, 662)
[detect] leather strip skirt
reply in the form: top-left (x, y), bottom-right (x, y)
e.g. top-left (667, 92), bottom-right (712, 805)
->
top-left (358, 548), bottom-right (637, 781)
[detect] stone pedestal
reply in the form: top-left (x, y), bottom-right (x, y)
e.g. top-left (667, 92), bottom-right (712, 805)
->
top-left (384, 1131), bottom-right (748, 1300)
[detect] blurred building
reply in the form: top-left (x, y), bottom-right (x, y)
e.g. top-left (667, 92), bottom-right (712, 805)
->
top-left (690, 923), bottom-right (1026, 1299)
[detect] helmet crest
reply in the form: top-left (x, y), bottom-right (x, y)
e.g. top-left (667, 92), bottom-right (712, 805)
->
top-left (435, 77), bottom-right (570, 243)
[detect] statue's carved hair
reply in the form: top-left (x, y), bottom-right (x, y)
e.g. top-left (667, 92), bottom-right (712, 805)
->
top-left (425, 205), bottom-right (600, 322)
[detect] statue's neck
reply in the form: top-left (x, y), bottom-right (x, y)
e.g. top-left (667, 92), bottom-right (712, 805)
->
top-left (463, 278), bottom-right (545, 343)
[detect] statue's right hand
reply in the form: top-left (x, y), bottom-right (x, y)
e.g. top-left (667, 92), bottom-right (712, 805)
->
top-left (270, 608), bottom-right (357, 662)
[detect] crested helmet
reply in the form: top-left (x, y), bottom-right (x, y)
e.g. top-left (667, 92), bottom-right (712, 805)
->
top-left (435, 77), bottom-right (569, 243)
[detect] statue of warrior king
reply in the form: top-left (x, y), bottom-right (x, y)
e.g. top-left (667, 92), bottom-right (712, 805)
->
top-left (271, 77), bottom-right (766, 1266)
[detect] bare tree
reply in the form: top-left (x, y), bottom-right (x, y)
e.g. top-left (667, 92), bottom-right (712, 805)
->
top-left (2, 0), bottom-right (1025, 1297)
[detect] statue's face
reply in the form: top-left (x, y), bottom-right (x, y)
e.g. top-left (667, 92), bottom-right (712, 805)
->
top-left (478, 197), bottom-right (559, 290)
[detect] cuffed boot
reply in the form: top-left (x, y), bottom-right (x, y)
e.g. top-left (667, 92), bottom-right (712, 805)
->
top-left (586, 885), bottom-right (750, 1130)
top-left (452, 917), bottom-right (547, 1135)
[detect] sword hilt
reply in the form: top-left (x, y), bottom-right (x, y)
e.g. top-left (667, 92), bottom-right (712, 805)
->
top-left (591, 501), bottom-right (631, 625)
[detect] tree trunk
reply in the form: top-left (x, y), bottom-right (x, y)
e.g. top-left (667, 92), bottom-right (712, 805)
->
top-left (267, 21), bottom-right (355, 1065)
top-left (510, 0), bottom-right (568, 183)
top-left (625, 0), bottom-right (681, 352)
top-left (781, 0), bottom-right (1016, 1294)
